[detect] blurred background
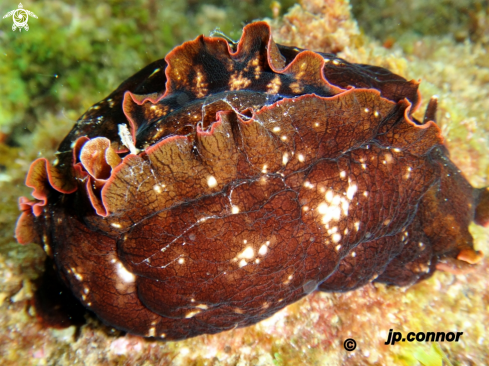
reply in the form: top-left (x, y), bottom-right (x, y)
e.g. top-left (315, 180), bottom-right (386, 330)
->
top-left (1, 0), bottom-right (488, 146)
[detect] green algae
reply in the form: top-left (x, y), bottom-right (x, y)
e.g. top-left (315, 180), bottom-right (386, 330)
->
top-left (0, 0), bottom-right (295, 137)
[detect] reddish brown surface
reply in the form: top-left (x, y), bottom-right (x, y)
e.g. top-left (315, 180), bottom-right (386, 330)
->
top-left (15, 22), bottom-right (487, 340)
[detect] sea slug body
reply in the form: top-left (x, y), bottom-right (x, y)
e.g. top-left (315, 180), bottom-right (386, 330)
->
top-left (16, 22), bottom-right (488, 340)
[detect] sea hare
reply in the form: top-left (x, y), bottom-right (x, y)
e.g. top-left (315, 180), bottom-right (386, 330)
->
top-left (16, 22), bottom-right (488, 340)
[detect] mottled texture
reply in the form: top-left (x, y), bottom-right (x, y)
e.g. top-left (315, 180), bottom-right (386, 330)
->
top-left (15, 21), bottom-right (487, 342)
top-left (351, 0), bottom-right (489, 44)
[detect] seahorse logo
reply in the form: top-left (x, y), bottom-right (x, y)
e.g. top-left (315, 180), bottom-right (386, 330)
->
top-left (2, 3), bottom-right (38, 32)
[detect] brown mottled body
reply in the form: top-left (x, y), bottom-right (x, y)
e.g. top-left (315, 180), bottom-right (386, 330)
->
top-left (16, 22), bottom-right (487, 340)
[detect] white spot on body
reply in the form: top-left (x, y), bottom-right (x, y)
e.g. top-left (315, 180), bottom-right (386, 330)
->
top-left (332, 195), bottom-right (341, 205)
top-left (207, 175), bottom-right (217, 188)
top-left (346, 183), bottom-right (358, 200)
top-left (405, 166), bottom-right (412, 179)
top-left (282, 153), bottom-right (289, 165)
top-left (239, 259), bottom-right (247, 268)
top-left (185, 310), bottom-right (201, 319)
top-left (74, 270), bottom-right (83, 281)
top-left (118, 124), bottom-right (140, 155)
top-left (320, 205), bottom-right (341, 225)
top-left (318, 202), bottom-right (328, 214)
top-left (153, 184), bottom-right (162, 193)
top-left (116, 262), bottom-right (136, 283)
top-left (258, 244), bottom-right (268, 256)
top-left (326, 190), bottom-right (334, 202)
top-left (238, 246), bottom-right (255, 260)
top-left (332, 233), bottom-right (342, 243)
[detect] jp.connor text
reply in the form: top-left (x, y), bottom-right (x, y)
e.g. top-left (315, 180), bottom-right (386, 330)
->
top-left (385, 329), bottom-right (463, 345)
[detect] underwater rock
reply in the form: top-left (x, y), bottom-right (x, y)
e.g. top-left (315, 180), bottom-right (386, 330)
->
top-left (15, 21), bottom-right (487, 340)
